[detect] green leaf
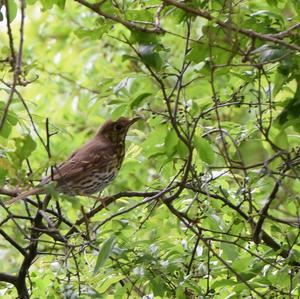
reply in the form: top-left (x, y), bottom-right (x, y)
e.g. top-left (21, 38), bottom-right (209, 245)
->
top-left (273, 72), bottom-right (289, 96)
top-left (96, 275), bottom-right (126, 293)
top-left (212, 279), bottom-right (236, 288)
top-left (130, 92), bottom-right (152, 109)
top-left (266, 0), bottom-right (278, 6)
top-left (74, 25), bottom-right (111, 40)
top-left (55, 0), bottom-right (65, 9)
top-left (0, 157), bottom-right (10, 185)
top-left (187, 42), bottom-right (209, 63)
top-left (0, 101), bottom-right (18, 134)
top-left (239, 139), bottom-right (267, 165)
top-left (40, 0), bottom-right (54, 10)
top-left (14, 135), bottom-right (37, 161)
top-left (94, 237), bottom-right (116, 273)
top-left (111, 105), bottom-right (128, 120)
top-left (193, 136), bottom-right (215, 164)
top-left (0, 121), bottom-right (12, 139)
top-left (39, 0), bottom-right (66, 10)
top-left (143, 123), bottom-right (168, 150)
top-left (250, 10), bottom-right (284, 25)
top-left (273, 130), bottom-right (289, 149)
top-left (277, 56), bottom-right (295, 76)
top-left (222, 242), bottom-right (239, 260)
top-left (253, 45), bottom-right (286, 63)
top-left (239, 271), bottom-right (259, 281)
top-left (271, 225), bottom-right (282, 234)
top-left (164, 129), bottom-right (178, 156)
top-left (150, 276), bottom-right (167, 296)
top-left (139, 45), bottom-right (163, 71)
top-left (232, 256), bottom-right (251, 271)
top-left (7, 111), bottom-right (18, 126)
top-left (176, 140), bottom-right (188, 158)
top-left (276, 96), bottom-right (300, 128)
top-left (125, 10), bottom-right (153, 22)
top-left (26, 0), bottom-right (38, 4)
top-left (0, 168), bottom-right (7, 187)
top-left (130, 31), bottom-right (159, 45)
top-left (7, 0), bottom-right (18, 23)
top-left (175, 287), bottom-right (187, 299)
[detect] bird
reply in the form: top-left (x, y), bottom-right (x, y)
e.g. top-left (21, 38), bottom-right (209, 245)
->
top-left (7, 117), bottom-right (141, 205)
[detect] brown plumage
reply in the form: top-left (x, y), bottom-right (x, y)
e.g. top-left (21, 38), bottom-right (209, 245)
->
top-left (7, 117), bottom-right (140, 205)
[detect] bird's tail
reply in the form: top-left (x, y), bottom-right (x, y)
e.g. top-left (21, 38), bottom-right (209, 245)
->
top-left (6, 187), bottom-right (43, 206)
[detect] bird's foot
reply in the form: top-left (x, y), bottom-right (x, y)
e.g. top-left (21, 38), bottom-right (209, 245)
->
top-left (87, 195), bottom-right (109, 210)
top-left (96, 196), bottom-right (109, 209)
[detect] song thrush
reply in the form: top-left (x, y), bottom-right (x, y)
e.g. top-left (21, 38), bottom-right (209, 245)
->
top-left (7, 117), bottom-right (140, 205)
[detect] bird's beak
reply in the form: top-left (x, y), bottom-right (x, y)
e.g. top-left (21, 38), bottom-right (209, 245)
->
top-left (128, 116), bottom-right (142, 127)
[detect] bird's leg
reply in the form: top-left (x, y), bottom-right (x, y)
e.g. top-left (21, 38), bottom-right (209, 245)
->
top-left (96, 191), bottom-right (109, 209)
top-left (87, 193), bottom-right (109, 209)
top-left (97, 196), bottom-right (109, 209)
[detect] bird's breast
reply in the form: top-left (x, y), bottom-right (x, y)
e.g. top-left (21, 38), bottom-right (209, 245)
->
top-left (56, 143), bottom-right (126, 196)
top-left (58, 168), bottom-right (119, 196)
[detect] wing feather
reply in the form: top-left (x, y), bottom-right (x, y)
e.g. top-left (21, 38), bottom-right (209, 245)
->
top-left (42, 137), bottom-right (114, 185)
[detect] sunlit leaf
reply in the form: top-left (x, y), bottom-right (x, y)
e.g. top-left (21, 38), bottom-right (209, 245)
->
top-left (164, 129), bottom-right (178, 156)
top-left (94, 237), bottom-right (116, 274)
top-left (0, 121), bottom-right (12, 139)
top-left (273, 130), bottom-right (289, 149)
top-left (7, 0), bottom-right (17, 23)
top-left (187, 42), bottom-right (209, 63)
top-left (96, 275), bottom-right (126, 293)
top-left (130, 92), bottom-right (152, 109)
top-left (139, 45), bottom-right (163, 71)
top-left (193, 136), bottom-right (215, 164)
top-left (14, 135), bottom-right (37, 161)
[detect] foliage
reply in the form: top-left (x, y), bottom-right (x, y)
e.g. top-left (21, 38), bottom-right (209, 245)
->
top-left (0, 0), bottom-right (300, 298)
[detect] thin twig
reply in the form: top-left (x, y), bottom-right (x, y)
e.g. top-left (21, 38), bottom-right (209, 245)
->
top-left (0, 0), bottom-right (25, 131)
top-left (74, 0), bottom-right (164, 33)
top-left (163, 0), bottom-right (300, 52)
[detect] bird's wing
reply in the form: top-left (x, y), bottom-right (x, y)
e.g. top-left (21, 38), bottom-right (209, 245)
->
top-left (7, 138), bottom-right (115, 205)
top-left (5, 187), bottom-right (43, 206)
top-left (43, 138), bottom-right (114, 183)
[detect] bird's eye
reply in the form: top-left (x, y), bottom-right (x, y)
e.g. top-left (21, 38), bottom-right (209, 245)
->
top-left (115, 123), bottom-right (123, 131)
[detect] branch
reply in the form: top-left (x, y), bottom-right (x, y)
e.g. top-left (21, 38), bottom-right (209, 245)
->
top-left (163, 0), bottom-right (300, 52)
top-left (165, 203), bottom-right (265, 298)
top-left (122, 34), bottom-right (194, 204)
top-left (0, 80), bottom-right (48, 152)
top-left (186, 185), bottom-right (300, 265)
top-left (253, 181), bottom-right (281, 244)
top-left (65, 190), bottom-right (162, 237)
top-left (93, 195), bottom-right (158, 233)
top-left (0, 0), bottom-right (25, 131)
top-left (16, 194), bottom-right (51, 298)
top-left (187, 236), bottom-right (200, 275)
top-left (74, 0), bottom-right (164, 33)
top-left (0, 272), bottom-right (17, 286)
top-left (0, 188), bottom-right (19, 197)
top-left (3, 0), bottom-right (16, 67)
top-left (0, 70), bottom-right (18, 132)
top-left (0, 228), bottom-right (27, 256)
top-left (266, 215), bottom-right (300, 228)
top-left (268, 23), bottom-right (300, 39)
top-left (40, 68), bottom-right (101, 95)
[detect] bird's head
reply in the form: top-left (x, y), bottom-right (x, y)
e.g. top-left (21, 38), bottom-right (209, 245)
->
top-left (97, 117), bottom-right (141, 143)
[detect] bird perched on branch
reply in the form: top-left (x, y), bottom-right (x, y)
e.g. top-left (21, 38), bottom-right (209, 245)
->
top-left (7, 117), bottom-right (141, 205)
